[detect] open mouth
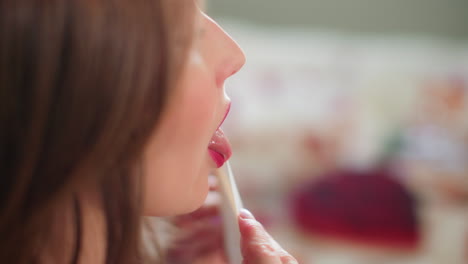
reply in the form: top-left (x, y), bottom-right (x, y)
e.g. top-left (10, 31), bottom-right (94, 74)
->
top-left (208, 128), bottom-right (232, 168)
top-left (207, 104), bottom-right (232, 168)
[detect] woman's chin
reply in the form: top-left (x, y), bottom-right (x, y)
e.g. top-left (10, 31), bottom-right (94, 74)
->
top-left (145, 186), bottom-right (209, 217)
top-left (183, 180), bottom-right (211, 214)
top-left (143, 197), bottom-right (206, 217)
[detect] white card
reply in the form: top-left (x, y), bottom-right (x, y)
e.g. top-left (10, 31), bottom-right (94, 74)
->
top-left (215, 161), bottom-right (243, 264)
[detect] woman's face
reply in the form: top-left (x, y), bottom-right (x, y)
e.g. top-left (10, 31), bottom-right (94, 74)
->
top-left (141, 9), bottom-right (245, 216)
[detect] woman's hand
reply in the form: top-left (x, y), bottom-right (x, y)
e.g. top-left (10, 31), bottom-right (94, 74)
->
top-left (239, 209), bottom-right (298, 264)
top-left (165, 176), bottom-right (298, 264)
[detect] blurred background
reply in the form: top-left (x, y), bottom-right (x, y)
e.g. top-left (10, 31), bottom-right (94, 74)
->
top-left (207, 1), bottom-right (468, 263)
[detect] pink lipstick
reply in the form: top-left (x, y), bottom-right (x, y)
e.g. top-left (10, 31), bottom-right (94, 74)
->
top-left (208, 104), bottom-right (232, 168)
top-left (208, 128), bottom-right (232, 167)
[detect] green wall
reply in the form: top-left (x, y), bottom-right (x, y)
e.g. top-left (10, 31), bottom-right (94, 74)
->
top-left (208, 0), bottom-right (468, 40)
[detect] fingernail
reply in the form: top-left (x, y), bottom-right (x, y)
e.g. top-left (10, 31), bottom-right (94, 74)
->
top-left (239, 208), bottom-right (255, 220)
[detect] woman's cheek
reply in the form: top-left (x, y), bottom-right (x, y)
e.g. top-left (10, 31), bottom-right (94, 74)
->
top-left (182, 67), bottom-right (218, 147)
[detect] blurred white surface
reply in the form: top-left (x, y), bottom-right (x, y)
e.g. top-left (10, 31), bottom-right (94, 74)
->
top-left (219, 21), bottom-right (468, 264)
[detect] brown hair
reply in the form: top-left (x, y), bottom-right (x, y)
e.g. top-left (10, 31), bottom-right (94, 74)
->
top-left (0, 0), bottom-right (196, 263)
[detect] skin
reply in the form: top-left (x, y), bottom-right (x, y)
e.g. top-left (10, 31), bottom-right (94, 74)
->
top-left (141, 10), bottom-right (245, 216)
top-left (141, 7), bottom-right (298, 264)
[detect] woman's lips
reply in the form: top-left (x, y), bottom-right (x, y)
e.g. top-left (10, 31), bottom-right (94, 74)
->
top-left (208, 128), bottom-right (232, 168)
top-left (208, 104), bottom-right (232, 168)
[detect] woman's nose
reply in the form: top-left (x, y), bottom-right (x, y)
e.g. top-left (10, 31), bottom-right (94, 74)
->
top-left (224, 35), bottom-right (246, 78)
top-left (210, 19), bottom-right (246, 87)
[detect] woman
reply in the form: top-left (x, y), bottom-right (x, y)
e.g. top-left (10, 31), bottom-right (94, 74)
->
top-left (0, 0), bottom-right (297, 263)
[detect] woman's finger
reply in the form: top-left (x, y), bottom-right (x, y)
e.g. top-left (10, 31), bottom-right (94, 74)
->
top-left (239, 209), bottom-right (298, 264)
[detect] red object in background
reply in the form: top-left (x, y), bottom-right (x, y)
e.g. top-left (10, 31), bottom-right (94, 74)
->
top-left (290, 168), bottom-right (420, 250)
